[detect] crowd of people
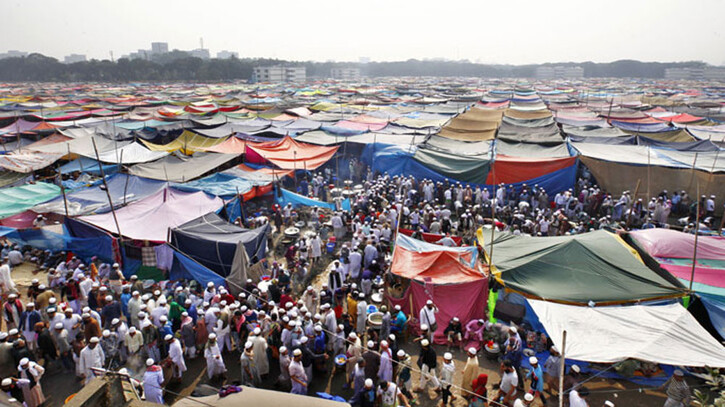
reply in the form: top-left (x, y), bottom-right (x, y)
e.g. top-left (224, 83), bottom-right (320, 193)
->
top-left (0, 163), bottom-right (703, 407)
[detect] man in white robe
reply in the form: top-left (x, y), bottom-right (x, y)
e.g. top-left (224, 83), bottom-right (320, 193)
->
top-left (79, 337), bottom-right (105, 384)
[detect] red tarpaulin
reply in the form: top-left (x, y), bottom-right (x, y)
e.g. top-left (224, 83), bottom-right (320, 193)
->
top-left (486, 155), bottom-right (577, 184)
top-left (245, 136), bottom-right (338, 170)
top-left (0, 210), bottom-right (40, 228)
top-left (391, 246), bottom-right (483, 284)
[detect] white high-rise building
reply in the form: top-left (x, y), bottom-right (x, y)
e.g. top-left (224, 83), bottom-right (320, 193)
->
top-left (253, 66), bottom-right (306, 83)
top-left (331, 67), bottom-right (361, 80)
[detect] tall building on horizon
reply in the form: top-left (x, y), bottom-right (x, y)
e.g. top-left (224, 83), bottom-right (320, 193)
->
top-left (63, 54), bottom-right (87, 64)
top-left (151, 42), bottom-right (169, 54)
top-left (216, 50), bottom-right (239, 59)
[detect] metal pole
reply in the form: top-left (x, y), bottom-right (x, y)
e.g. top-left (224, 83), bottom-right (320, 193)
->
top-left (646, 146), bottom-right (651, 201)
top-left (558, 330), bottom-right (567, 407)
top-left (91, 137), bottom-right (123, 241)
top-left (690, 182), bottom-right (701, 293)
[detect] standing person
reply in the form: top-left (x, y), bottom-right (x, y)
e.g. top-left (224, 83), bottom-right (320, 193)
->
top-left (662, 370), bottom-right (691, 407)
top-left (526, 357), bottom-right (546, 405)
top-left (497, 360), bottom-right (518, 406)
top-left (461, 347), bottom-right (479, 399)
top-left (543, 346), bottom-right (561, 397)
top-left (17, 358), bottom-right (45, 407)
top-left (277, 346), bottom-right (291, 390)
top-left (125, 327), bottom-right (143, 366)
top-left (415, 339), bottom-right (440, 393)
top-left (289, 348), bottom-right (308, 395)
top-left (251, 327), bottom-right (269, 379)
top-left (79, 337), bottom-right (105, 384)
top-left (378, 340), bottom-right (393, 383)
top-left (3, 294), bottom-right (23, 331)
top-left (569, 387), bottom-right (590, 407)
top-left (52, 322), bottom-right (74, 372)
top-left (356, 293), bottom-right (367, 334)
top-left (349, 358), bottom-right (367, 405)
top-left (241, 341), bottom-right (261, 387)
top-left (419, 300), bottom-right (438, 337)
top-left (470, 373), bottom-right (489, 407)
top-left (166, 335), bottom-right (186, 382)
top-left (439, 352), bottom-right (456, 407)
top-left (378, 380), bottom-right (411, 407)
top-left (204, 334), bottom-right (226, 382)
top-left (143, 358), bottom-right (165, 404)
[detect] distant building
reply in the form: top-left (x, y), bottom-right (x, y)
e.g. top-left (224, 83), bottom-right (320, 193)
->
top-left (665, 66), bottom-right (725, 81)
top-left (188, 48), bottom-right (210, 59)
top-left (0, 50), bottom-right (28, 59)
top-left (535, 65), bottom-right (584, 79)
top-left (359, 57), bottom-right (370, 64)
top-left (63, 54), bottom-right (87, 64)
top-left (253, 66), bottom-right (306, 83)
top-left (216, 50), bottom-right (239, 59)
top-left (151, 42), bottom-right (169, 54)
top-left (331, 67), bottom-right (361, 80)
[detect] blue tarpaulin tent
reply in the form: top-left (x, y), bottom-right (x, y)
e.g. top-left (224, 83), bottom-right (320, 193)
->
top-left (275, 187), bottom-right (351, 211)
top-left (170, 249), bottom-right (226, 287)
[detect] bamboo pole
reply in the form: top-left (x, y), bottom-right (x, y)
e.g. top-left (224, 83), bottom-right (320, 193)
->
top-left (91, 137), bottom-right (123, 241)
top-left (558, 330), bottom-right (567, 407)
top-left (690, 182), bottom-right (701, 294)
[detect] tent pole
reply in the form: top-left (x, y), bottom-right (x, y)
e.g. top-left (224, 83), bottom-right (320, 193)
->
top-left (558, 330), bottom-right (567, 407)
top-left (91, 137), bottom-right (123, 243)
top-left (646, 146), bottom-right (651, 201)
top-left (58, 166), bottom-right (70, 217)
top-left (625, 179), bottom-right (641, 230)
top-left (690, 182), bottom-right (700, 294)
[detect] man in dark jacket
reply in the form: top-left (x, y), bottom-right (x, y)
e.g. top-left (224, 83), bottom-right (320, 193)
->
top-left (34, 322), bottom-right (58, 368)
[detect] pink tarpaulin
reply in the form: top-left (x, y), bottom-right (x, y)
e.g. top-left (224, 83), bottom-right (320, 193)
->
top-left (79, 187), bottom-right (223, 242)
top-left (630, 229), bottom-right (725, 260)
top-left (0, 210), bottom-right (39, 228)
top-left (387, 279), bottom-right (488, 345)
top-left (658, 262), bottom-right (725, 289)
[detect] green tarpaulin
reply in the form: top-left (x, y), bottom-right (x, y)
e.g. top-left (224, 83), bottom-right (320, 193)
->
top-left (0, 182), bottom-right (60, 218)
top-left (413, 146), bottom-right (490, 184)
top-left (484, 230), bottom-right (686, 304)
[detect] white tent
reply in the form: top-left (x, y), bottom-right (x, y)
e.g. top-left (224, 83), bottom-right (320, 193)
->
top-left (528, 299), bottom-right (725, 367)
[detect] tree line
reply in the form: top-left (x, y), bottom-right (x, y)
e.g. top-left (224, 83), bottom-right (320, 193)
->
top-left (0, 53), bottom-right (707, 82)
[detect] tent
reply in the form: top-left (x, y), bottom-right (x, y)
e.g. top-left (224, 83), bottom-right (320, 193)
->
top-left (528, 299), bottom-right (725, 367)
top-left (169, 248), bottom-right (226, 287)
top-left (388, 234), bottom-right (488, 344)
top-left (141, 130), bottom-right (230, 154)
top-left (482, 229), bottom-right (687, 304)
top-left (245, 136), bottom-right (339, 170)
top-left (169, 212), bottom-right (269, 275)
top-left (127, 152), bottom-right (239, 182)
top-left (0, 151), bottom-right (64, 173)
top-left (0, 182), bottom-right (60, 218)
top-left (32, 174), bottom-right (166, 216)
top-left (275, 188), bottom-right (351, 211)
top-left (78, 187), bottom-right (224, 241)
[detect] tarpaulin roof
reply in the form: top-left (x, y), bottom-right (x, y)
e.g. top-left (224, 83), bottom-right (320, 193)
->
top-left (486, 155), bottom-right (577, 184)
top-left (494, 140), bottom-right (571, 158)
top-left (79, 187), bottom-right (224, 241)
top-left (141, 130), bottom-right (229, 154)
top-left (32, 173), bottom-right (166, 216)
top-left (127, 152), bottom-right (238, 182)
top-left (58, 157), bottom-right (118, 175)
top-left (170, 212), bottom-right (269, 275)
top-left (483, 229), bottom-right (686, 304)
top-left (275, 187), bottom-right (351, 211)
top-left (169, 248), bottom-right (226, 288)
top-left (423, 136), bottom-right (492, 156)
top-left (203, 136), bottom-right (250, 154)
top-left (0, 151), bottom-right (64, 173)
top-left (172, 172), bottom-right (260, 198)
top-left (94, 141), bottom-right (168, 164)
top-left (245, 136), bottom-right (338, 170)
top-left (529, 299), bottom-right (725, 367)
top-left (223, 164), bottom-right (292, 183)
top-left (630, 229), bottom-right (725, 261)
top-left (390, 234), bottom-right (483, 284)
top-left (0, 182), bottom-right (60, 218)
top-left (412, 146), bottom-right (490, 184)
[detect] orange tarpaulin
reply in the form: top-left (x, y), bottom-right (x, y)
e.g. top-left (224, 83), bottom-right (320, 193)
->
top-left (391, 246), bottom-right (483, 284)
top-left (205, 137), bottom-right (251, 154)
top-left (245, 136), bottom-right (338, 170)
top-left (486, 155), bottom-right (577, 184)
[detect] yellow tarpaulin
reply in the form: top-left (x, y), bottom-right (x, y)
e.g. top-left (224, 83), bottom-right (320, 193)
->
top-left (141, 130), bottom-right (229, 154)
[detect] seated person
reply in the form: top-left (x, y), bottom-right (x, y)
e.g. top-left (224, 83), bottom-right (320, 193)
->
top-left (464, 319), bottom-right (486, 347)
top-left (443, 317), bottom-right (463, 350)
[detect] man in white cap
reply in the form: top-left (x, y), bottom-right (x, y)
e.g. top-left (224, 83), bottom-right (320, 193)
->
top-left (143, 358), bottom-right (165, 404)
top-left (289, 348), bottom-right (307, 395)
top-left (52, 322), bottom-right (74, 372)
top-left (302, 286), bottom-right (319, 315)
top-left (439, 352), bottom-right (456, 406)
top-left (277, 346), bottom-right (291, 389)
top-left (419, 300), bottom-right (438, 336)
top-left (20, 303), bottom-right (41, 352)
top-left (17, 357), bottom-right (45, 407)
top-left (526, 356), bottom-right (546, 405)
top-left (378, 340), bottom-right (393, 382)
top-left (241, 341), bottom-right (261, 386)
top-left (544, 346), bottom-right (562, 396)
top-left (378, 378), bottom-right (411, 407)
top-left (346, 332), bottom-right (363, 387)
top-left (166, 334), bottom-right (186, 381)
top-left (101, 329), bottom-right (120, 369)
top-left (128, 291), bottom-right (142, 328)
top-left (461, 347), bottom-right (479, 399)
top-left (79, 336), bottom-right (105, 384)
top-left (603, 401), bottom-right (615, 407)
top-left (0, 257), bottom-right (16, 294)
top-left (513, 392), bottom-right (534, 407)
top-left (2, 294), bottom-right (22, 330)
top-left (356, 293), bottom-right (368, 334)
top-left (251, 327), bottom-right (269, 378)
top-left (569, 386), bottom-right (590, 407)
top-left (415, 339), bottom-right (440, 393)
top-left (125, 326), bottom-right (143, 365)
top-left (204, 333), bottom-right (226, 381)
top-left (662, 369), bottom-right (691, 407)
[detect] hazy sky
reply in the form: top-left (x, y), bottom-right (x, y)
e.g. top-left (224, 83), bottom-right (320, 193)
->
top-left (4, 0), bottom-right (725, 65)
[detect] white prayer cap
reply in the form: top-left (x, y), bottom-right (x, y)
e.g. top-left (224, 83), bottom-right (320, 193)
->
top-left (55, 323), bottom-right (63, 329)
top-left (421, 339), bottom-right (430, 347)
top-left (420, 324), bottom-right (428, 331)
top-left (673, 369), bottom-right (684, 376)
top-left (314, 325), bottom-right (322, 332)
top-left (208, 333), bottom-right (217, 340)
top-left (443, 352), bottom-right (452, 360)
top-left (279, 346), bottom-right (288, 354)
top-left (380, 340), bottom-right (388, 348)
top-left (245, 341), bottom-right (253, 350)
top-left (571, 365), bottom-right (580, 373)
top-left (111, 318), bottom-right (120, 325)
top-left (103, 330), bottom-right (111, 337)
top-left (397, 350), bottom-right (406, 358)
top-left (394, 305), bottom-right (401, 311)
top-left (253, 327), bottom-right (261, 335)
top-left (365, 378), bottom-right (373, 388)
top-left (89, 337), bottom-right (100, 343)
top-left (300, 336), bottom-right (309, 344)
top-left (426, 300), bottom-right (433, 305)
top-left (468, 347), bottom-right (477, 355)
top-left (165, 334), bottom-right (173, 341)
top-left (529, 356), bottom-right (538, 365)
top-left (604, 402), bottom-right (615, 407)
top-left (348, 332), bottom-right (357, 339)
top-left (19, 358), bottom-right (29, 366)
top-left (524, 393), bottom-right (534, 401)
top-left (146, 358), bottom-right (154, 366)
top-left (129, 327), bottom-right (137, 333)
top-left (207, 282), bottom-right (214, 287)
top-left (105, 295), bottom-right (113, 302)
top-left (367, 340), bottom-right (374, 348)
top-left (293, 349), bottom-right (302, 356)
top-left (1, 378), bottom-right (11, 386)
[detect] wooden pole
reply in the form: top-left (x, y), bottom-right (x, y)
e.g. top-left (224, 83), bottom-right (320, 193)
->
top-left (58, 166), bottom-right (70, 217)
top-left (626, 179), bottom-right (641, 230)
top-left (690, 182), bottom-right (701, 293)
top-left (558, 330), bottom-right (567, 407)
top-left (91, 137), bottom-right (123, 241)
top-left (646, 146), bottom-right (651, 201)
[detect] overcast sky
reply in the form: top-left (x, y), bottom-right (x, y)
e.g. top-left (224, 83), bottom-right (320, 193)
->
top-left (3, 0), bottom-right (724, 65)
